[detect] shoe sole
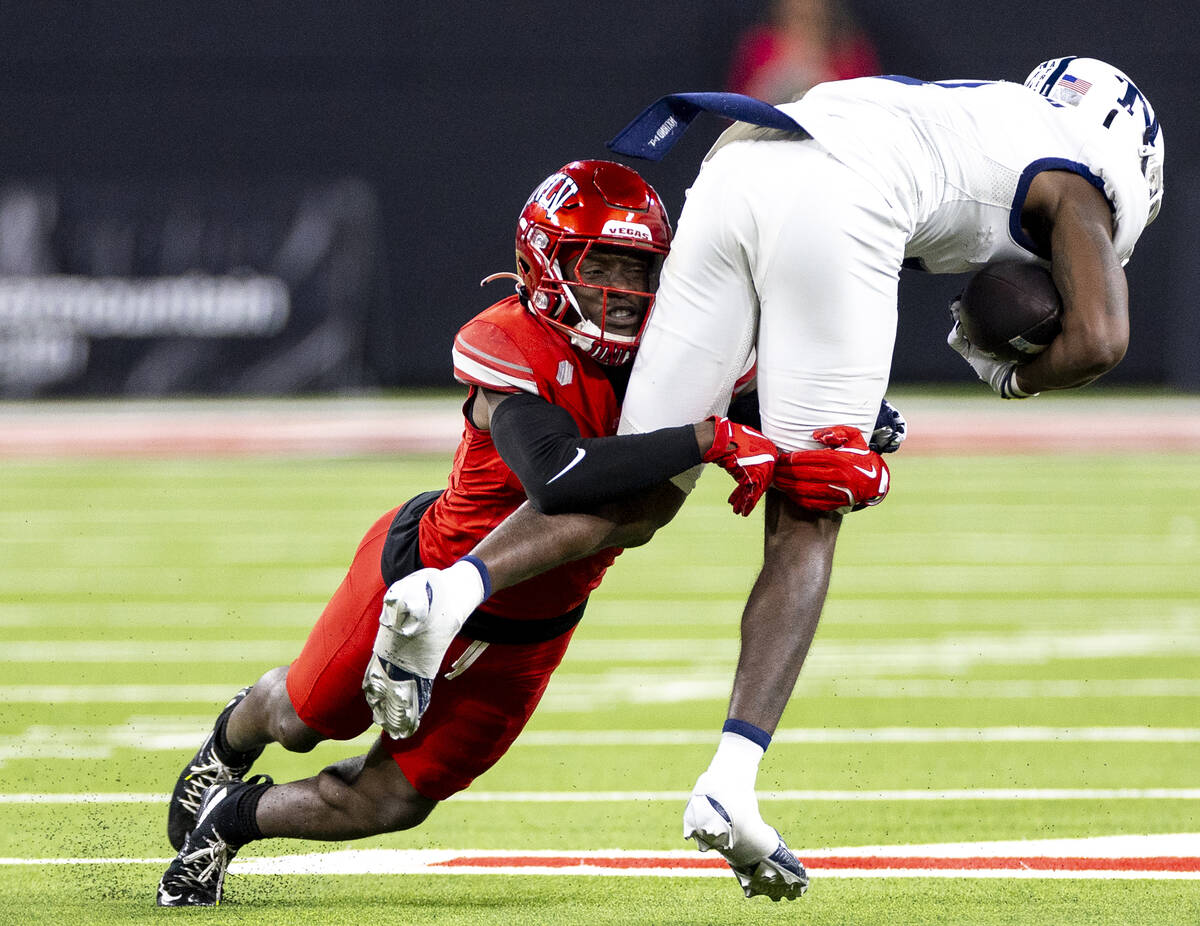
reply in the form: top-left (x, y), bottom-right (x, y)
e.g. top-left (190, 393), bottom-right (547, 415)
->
top-left (685, 797), bottom-right (807, 901)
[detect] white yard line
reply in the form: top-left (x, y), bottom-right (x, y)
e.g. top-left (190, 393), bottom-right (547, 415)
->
top-left (519, 727), bottom-right (1200, 745)
top-left (3, 722), bottom-right (1199, 765)
top-left (5, 788), bottom-right (1200, 804)
top-left (4, 621), bottom-right (1200, 676)
top-left (4, 677), bottom-right (1199, 706)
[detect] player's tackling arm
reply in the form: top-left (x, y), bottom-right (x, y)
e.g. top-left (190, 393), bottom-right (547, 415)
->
top-left (474, 387), bottom-right (710, 515)
top-left (469, 385), bottom-right (697, 591)
top-left (469, 484), bottom-right (686, 592)
top-left (1012, 170), bottom-right (1129, 394)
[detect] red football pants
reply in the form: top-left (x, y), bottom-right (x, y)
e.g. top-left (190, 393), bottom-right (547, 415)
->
top-left (286, 507), bottom-right (574, 800)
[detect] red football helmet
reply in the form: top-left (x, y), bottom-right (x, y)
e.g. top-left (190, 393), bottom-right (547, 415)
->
top-left (513, 160), bottom-right (671, 366)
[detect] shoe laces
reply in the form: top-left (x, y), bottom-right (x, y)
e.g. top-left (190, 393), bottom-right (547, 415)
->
top-left (173, 831), bottom-right (229, 891)
top-left (179, 747), bottom-right (235, 815)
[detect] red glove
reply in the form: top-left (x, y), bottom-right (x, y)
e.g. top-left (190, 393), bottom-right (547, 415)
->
top-left (773, 425), bottom-right (890, 514)
top-left (702, 416), bottom-right (778, 516)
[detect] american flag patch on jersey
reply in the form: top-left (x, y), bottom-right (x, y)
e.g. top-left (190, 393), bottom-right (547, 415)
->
top-left (1057, 74), bottom-right (1091, 95)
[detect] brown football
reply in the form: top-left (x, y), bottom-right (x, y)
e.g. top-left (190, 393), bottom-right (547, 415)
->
top-left (958, 261), bottom-right (1063, 362)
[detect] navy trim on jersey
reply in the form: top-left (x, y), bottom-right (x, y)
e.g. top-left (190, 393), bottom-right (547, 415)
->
top-left (878, 76), bottom-right (995, 89)
top-left (1008, 157), bottom-right (1109, 259)
top-left (607, 92), bottom-right (804, 162)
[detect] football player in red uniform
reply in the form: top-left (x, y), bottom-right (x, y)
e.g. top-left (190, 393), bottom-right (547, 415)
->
top-left (157, 160), bottom-right (782, 907)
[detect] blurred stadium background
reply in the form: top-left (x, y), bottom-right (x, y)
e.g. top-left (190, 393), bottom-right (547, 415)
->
top-left (0, 0), bottom-right (1195, 401)
top-left (3, 8), bottom-right (1199, 921)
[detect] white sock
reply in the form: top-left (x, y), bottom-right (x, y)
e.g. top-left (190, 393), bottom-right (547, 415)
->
top-left (689, 732), bottom-right (777, 863)
top-left (705, 731), bottom-right (765, 789)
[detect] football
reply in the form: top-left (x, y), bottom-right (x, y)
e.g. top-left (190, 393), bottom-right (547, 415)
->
top-left (957, 261), bottom-right (1063, 362)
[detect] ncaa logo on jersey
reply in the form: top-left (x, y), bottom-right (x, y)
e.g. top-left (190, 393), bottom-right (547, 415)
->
top-left (601, 219), bottom-right (653, 241)
top-left (556, 360), bottom-right (574, 386)
top-left (528, 172), bottom-right (579, 219)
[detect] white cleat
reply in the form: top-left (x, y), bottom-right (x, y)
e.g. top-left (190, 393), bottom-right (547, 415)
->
top-left (684, 792), bottom-right (809, 901)
top-left (364, 561), bottom-right (486, 738)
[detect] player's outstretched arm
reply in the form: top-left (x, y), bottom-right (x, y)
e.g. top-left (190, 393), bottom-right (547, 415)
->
top-left (1012, 170), bottom-right (1129, 394)
top-left (484, 389), bottom-right (776, 518)
top-left (362, 481), bottom-right (685, 738)
top-left (471, 482), bottom-right (686, 592)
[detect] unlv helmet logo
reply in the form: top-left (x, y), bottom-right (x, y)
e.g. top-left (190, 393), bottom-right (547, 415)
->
top-left (528, 172), bottom-right (579, 219)
top-left (601, 219), bottom-right (653, 241)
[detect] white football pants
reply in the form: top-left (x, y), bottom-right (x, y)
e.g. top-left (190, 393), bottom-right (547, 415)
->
top-left (619, 137), bottom-right (909, 490)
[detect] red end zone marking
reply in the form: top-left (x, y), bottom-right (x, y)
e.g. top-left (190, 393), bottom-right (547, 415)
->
top-left (434, 855), bottom-right (726, 870)
top-left (434, 854), bottom-right (1200, 873)
top-left (813, 856), bottom-right (1200, 873)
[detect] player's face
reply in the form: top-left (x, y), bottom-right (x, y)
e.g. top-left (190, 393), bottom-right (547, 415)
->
top-left (564, 246), bottom-right (653, 336)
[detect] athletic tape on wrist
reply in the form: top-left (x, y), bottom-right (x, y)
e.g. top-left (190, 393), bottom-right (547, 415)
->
top-left (1001, 367), bottom-right (1037, 400)
top-left (722, 718), bottom-right (772, 752)
top-left (459, 555), bottom-right (493, 600)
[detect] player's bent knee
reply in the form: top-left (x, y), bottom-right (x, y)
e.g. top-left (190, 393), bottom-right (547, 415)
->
top-left (273, 709), bottom-right (324, 753)
top-left (253, 668), bottom-right (324, 752)
top-left (315, 761), bottom-right (436, 836)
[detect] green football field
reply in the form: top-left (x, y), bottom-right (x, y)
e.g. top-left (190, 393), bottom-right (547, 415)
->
top-left (2, 408), bottom-right (1199, 924)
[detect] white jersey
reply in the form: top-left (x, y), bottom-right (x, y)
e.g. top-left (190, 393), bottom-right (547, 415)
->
top-left (620, 73), bottom-right (1154, 457)
top-left (779, 76), bottom-right (1149, 272)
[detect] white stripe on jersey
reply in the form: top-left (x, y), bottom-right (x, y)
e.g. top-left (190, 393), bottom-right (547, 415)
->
top-left (452, 347), bottom-right (539, 394)
top-left (455, 334), bottom-right (536, 374)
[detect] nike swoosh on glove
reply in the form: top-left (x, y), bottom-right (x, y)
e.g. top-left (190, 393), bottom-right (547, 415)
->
top-left (773, 425), bottom-right (890, 514)
top-left (702, 416), bottom-right (779, 516)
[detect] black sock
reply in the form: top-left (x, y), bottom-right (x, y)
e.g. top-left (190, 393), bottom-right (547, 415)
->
top-left (208, 779), bottom-right (270, 849)
top-left (213, 707), bottom-right (261, 767)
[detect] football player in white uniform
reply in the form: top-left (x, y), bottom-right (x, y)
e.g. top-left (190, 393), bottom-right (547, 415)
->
top-left (378, 58), bottom-right (1162, 900)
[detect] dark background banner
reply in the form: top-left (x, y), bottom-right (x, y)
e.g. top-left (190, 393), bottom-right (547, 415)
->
top-left (0, 1), bottom-right (1193, 396)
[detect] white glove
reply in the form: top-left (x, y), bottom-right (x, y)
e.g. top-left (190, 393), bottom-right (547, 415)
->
top-left (947, 300), bottom-right (1037, 399)
top-left (362, 560), bottom-right (487, 738)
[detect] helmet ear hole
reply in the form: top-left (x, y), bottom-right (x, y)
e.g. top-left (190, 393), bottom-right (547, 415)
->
top-left (1103, 109), bottom-right (1118, 129)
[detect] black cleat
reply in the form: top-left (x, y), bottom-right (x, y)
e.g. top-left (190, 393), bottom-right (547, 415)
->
top-left (156, 775), bottom-right (270, 907)
top-left (167, 687), bottom-right (263, 851)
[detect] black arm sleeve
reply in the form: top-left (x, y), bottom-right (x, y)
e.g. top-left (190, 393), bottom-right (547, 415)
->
top-left (490, 392), bottom-right (702, 515)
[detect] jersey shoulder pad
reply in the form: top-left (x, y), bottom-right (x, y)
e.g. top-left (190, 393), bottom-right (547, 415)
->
top-left (452, 298), bottom-right (561, 395)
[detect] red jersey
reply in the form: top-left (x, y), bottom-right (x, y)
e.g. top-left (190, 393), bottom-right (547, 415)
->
top-left (418, 296), bottom-right (623, 621)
